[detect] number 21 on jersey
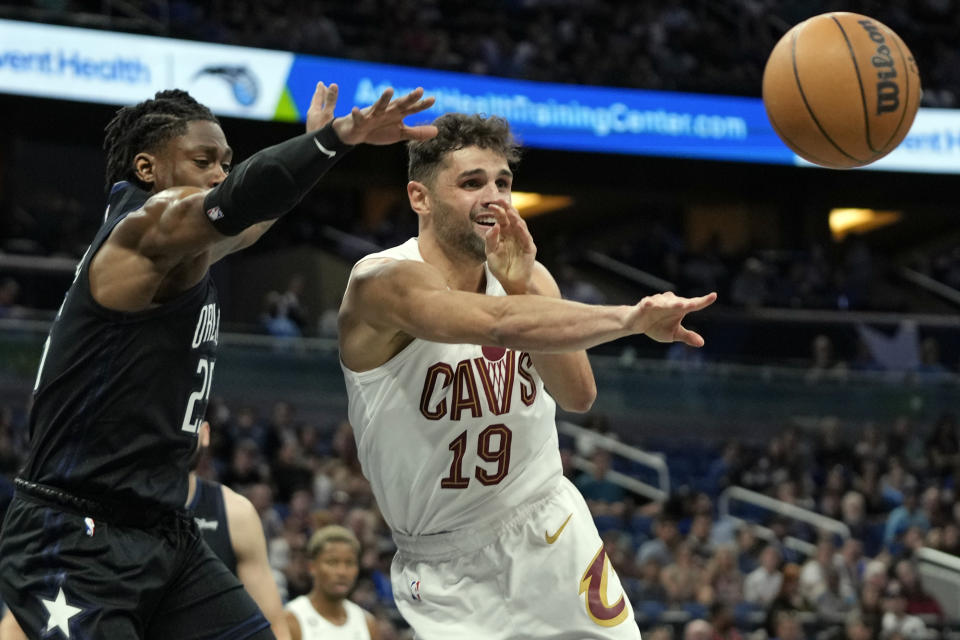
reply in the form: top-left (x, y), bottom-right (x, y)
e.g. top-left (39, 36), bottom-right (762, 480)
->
top-left (181, 357), bottom-right (214, 433)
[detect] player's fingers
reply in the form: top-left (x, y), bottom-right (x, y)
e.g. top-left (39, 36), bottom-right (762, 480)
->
top-left (677, 326), bottom-right (705, 348)
top-left (370, 88), bottom-right (394, 115)
top-left (401, 96), bottom-right (436, 115)
top-left (394, 87), bottom-right (425, 109)
top-left (484, 223), bottom-right (501, 253)
top-left (399, 124), bottom-right (439, 141)
top-left (686, 292), bottom-right (718, 311)
top-left (489, 203), bottom-right (511, 233)
top-left (323, 83), bottom-right (339, 112)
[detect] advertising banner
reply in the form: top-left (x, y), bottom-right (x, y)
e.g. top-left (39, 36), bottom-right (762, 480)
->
top-left (1, 18), bottom-right (957, 173)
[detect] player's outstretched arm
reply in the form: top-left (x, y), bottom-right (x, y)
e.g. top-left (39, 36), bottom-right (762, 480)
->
top-left (223, 485), bottom-right (291, 640)
top-left (340, 257), bottom-right (716, 368)
top-left (208, 81), bottom-right (342, 263)
top-left (122, 86), bottom-right (436, 266)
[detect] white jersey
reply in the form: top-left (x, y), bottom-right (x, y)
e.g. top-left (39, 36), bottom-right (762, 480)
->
top-left (341, 238), bottom-right (563, 535)
top-left (285, 595), bottom-right (371, 640)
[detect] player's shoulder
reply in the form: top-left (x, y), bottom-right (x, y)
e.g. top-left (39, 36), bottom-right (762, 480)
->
top-left (109, 185), bottom-right (206, 242)
top-left (219, 483), bottom-right (259, 530)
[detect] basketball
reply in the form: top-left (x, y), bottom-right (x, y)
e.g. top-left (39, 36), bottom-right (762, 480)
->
top-left (762, 12), bottom-right (921, 169)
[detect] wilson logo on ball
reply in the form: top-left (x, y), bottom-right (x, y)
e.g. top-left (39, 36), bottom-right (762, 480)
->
top-left (858, 19), bottom-right (900, 115)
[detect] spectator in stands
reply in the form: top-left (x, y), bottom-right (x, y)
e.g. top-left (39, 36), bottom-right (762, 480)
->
top-left (646, 626), bottom-right (675, 640)
top-left (707, 602), bottom-right (743, 640)
top-left (703, 544), bottom-right (743, 607)
top-left (575, 448), bottom-right (626, 516)
top-left (686, 513), bottom-right (715, 561)
top-left (813, 566), bottom-right (857, 620)
top-left (799, 537), bottom-right (836, 606)
top-left (893, 559), bottom-right (943, 620)
top-left (886, 417), bottom-right (925, 474)
top-left (853, 459), bottom-right (888, 517)
top-left (661, 542), bottom-right (702, 605)
top-left (705, 441), bottom-right (741, 495)
top-left (769, 610), bottom-right (803, 640)
top-left (884, 486), bottom-right (929, 549)
top-left (938, 521), bottom-right (960, 556)
top-left (815, 419), bottom-right (853, 477)
top-left (246, 482), bottom-right (284, 543)
top-left (834, 538), bottom-right (865, 599)
top-left (845, 614), bottom-right (874, 640)
top-left (765, 562), bottom-right (805, 636)
top-left (221, 437), bottom-right (269, 489)
top-left (859, 580), bottom-right (886, 636)
top-left (682, 619), bottom-right (712, 640)
top-left (880, 580), bottom-right (928, 640)
top-left (744, 544), bottom-right (783, 609)
top-left (840, 491), bottom-right (870, 543)
top-left (630, 556), bottom-right (668, 602)
top-left (272, 439), bottom-right (314, 504)
top-left (733, 522), bottom-right (764, 573)
top-left (854, 423), bottom-right (888, 469)
top-left (638, 514), bottom-right (681, 567)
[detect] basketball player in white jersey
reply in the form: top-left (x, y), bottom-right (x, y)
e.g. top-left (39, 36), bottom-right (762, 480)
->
top-left (337, 113), bottom-right (716, 639)
top-left (284, 525), bottom-right (378, 640)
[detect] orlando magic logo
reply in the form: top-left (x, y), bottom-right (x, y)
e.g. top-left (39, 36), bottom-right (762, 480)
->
top-left (192, 65), bottom-right (258, 106)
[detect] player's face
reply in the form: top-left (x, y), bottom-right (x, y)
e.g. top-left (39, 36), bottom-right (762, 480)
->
top-left (429, 146), bottom-right (512, 262)
top-left (311, 541), bottom-right (359, 600)
top-left (151, 120), bottom-right (232, 192)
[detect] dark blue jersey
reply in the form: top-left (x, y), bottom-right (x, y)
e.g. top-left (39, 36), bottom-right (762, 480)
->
top-left (189, 477), bottom-right (238, 575)
top-left (21, 182), bottom-right (220, 510)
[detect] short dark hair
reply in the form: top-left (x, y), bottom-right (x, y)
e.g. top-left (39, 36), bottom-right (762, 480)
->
top-left (103, 89), bottom-right (219, 191)
top-left (407, 113), bottom-right (521, 185)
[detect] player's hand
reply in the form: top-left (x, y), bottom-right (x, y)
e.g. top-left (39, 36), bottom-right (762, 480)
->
top-left (627, 291), bottom-right (717, 346)
top-left (484, 201), bottom-right (536, 295)
top-left (306, 82), bottom-right (339, 133)
top-left (332, 87), bottom-right (437, 146)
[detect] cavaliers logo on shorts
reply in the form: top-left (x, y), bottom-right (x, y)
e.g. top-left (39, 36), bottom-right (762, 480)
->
top-left (578, 545), bottom-right (629, 627)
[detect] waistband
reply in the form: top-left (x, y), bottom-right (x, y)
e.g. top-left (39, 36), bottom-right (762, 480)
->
top-left (391, 481), bottom-right (569, 561)
top-left (14, 478), bottom-right (188, 529)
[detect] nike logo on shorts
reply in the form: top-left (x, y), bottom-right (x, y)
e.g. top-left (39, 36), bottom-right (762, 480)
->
top-left (545, 513), bottom-right (573, 544)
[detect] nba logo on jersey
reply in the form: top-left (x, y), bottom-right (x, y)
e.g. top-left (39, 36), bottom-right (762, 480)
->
top-left (84, 517), bottom-right (95, 537)
top-left (410, 580), bottom-right (422, 602)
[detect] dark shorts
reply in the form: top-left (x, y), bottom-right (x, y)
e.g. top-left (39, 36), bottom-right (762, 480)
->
top-left (0, 483), bottom-right (273, 640)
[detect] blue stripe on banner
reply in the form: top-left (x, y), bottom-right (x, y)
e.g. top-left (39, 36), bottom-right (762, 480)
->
top-left (209, 612), bottom-right (270, 640)
top-left (284, 55), bottom-right (795, 165)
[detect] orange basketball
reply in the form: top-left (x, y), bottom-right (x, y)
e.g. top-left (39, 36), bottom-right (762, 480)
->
top-left (762, 12), bottom-right (921, 169)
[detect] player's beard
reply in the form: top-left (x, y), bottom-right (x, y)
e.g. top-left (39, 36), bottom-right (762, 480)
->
top-left (432, 197), bottom-right (485, 262)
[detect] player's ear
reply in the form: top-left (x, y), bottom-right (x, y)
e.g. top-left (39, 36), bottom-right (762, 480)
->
top-left (407, 180), bottom-right (431, 217)
top-left (133, 152), bottom-right (157, 186)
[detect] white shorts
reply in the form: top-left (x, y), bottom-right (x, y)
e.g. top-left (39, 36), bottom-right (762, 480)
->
top-left (390, 477), bottom-right (641, 640)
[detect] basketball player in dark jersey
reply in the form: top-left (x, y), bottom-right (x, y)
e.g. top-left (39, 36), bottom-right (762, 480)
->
top-left (2, 421), bottom-right (292, 640)
top-left (0, 81), bottom-right (436, 639)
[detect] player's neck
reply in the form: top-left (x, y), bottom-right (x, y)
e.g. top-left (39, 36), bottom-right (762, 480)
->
top-left (418, 235), bottom-right (486, 293)
top-left (309, 592), bottom-right (348, 624)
